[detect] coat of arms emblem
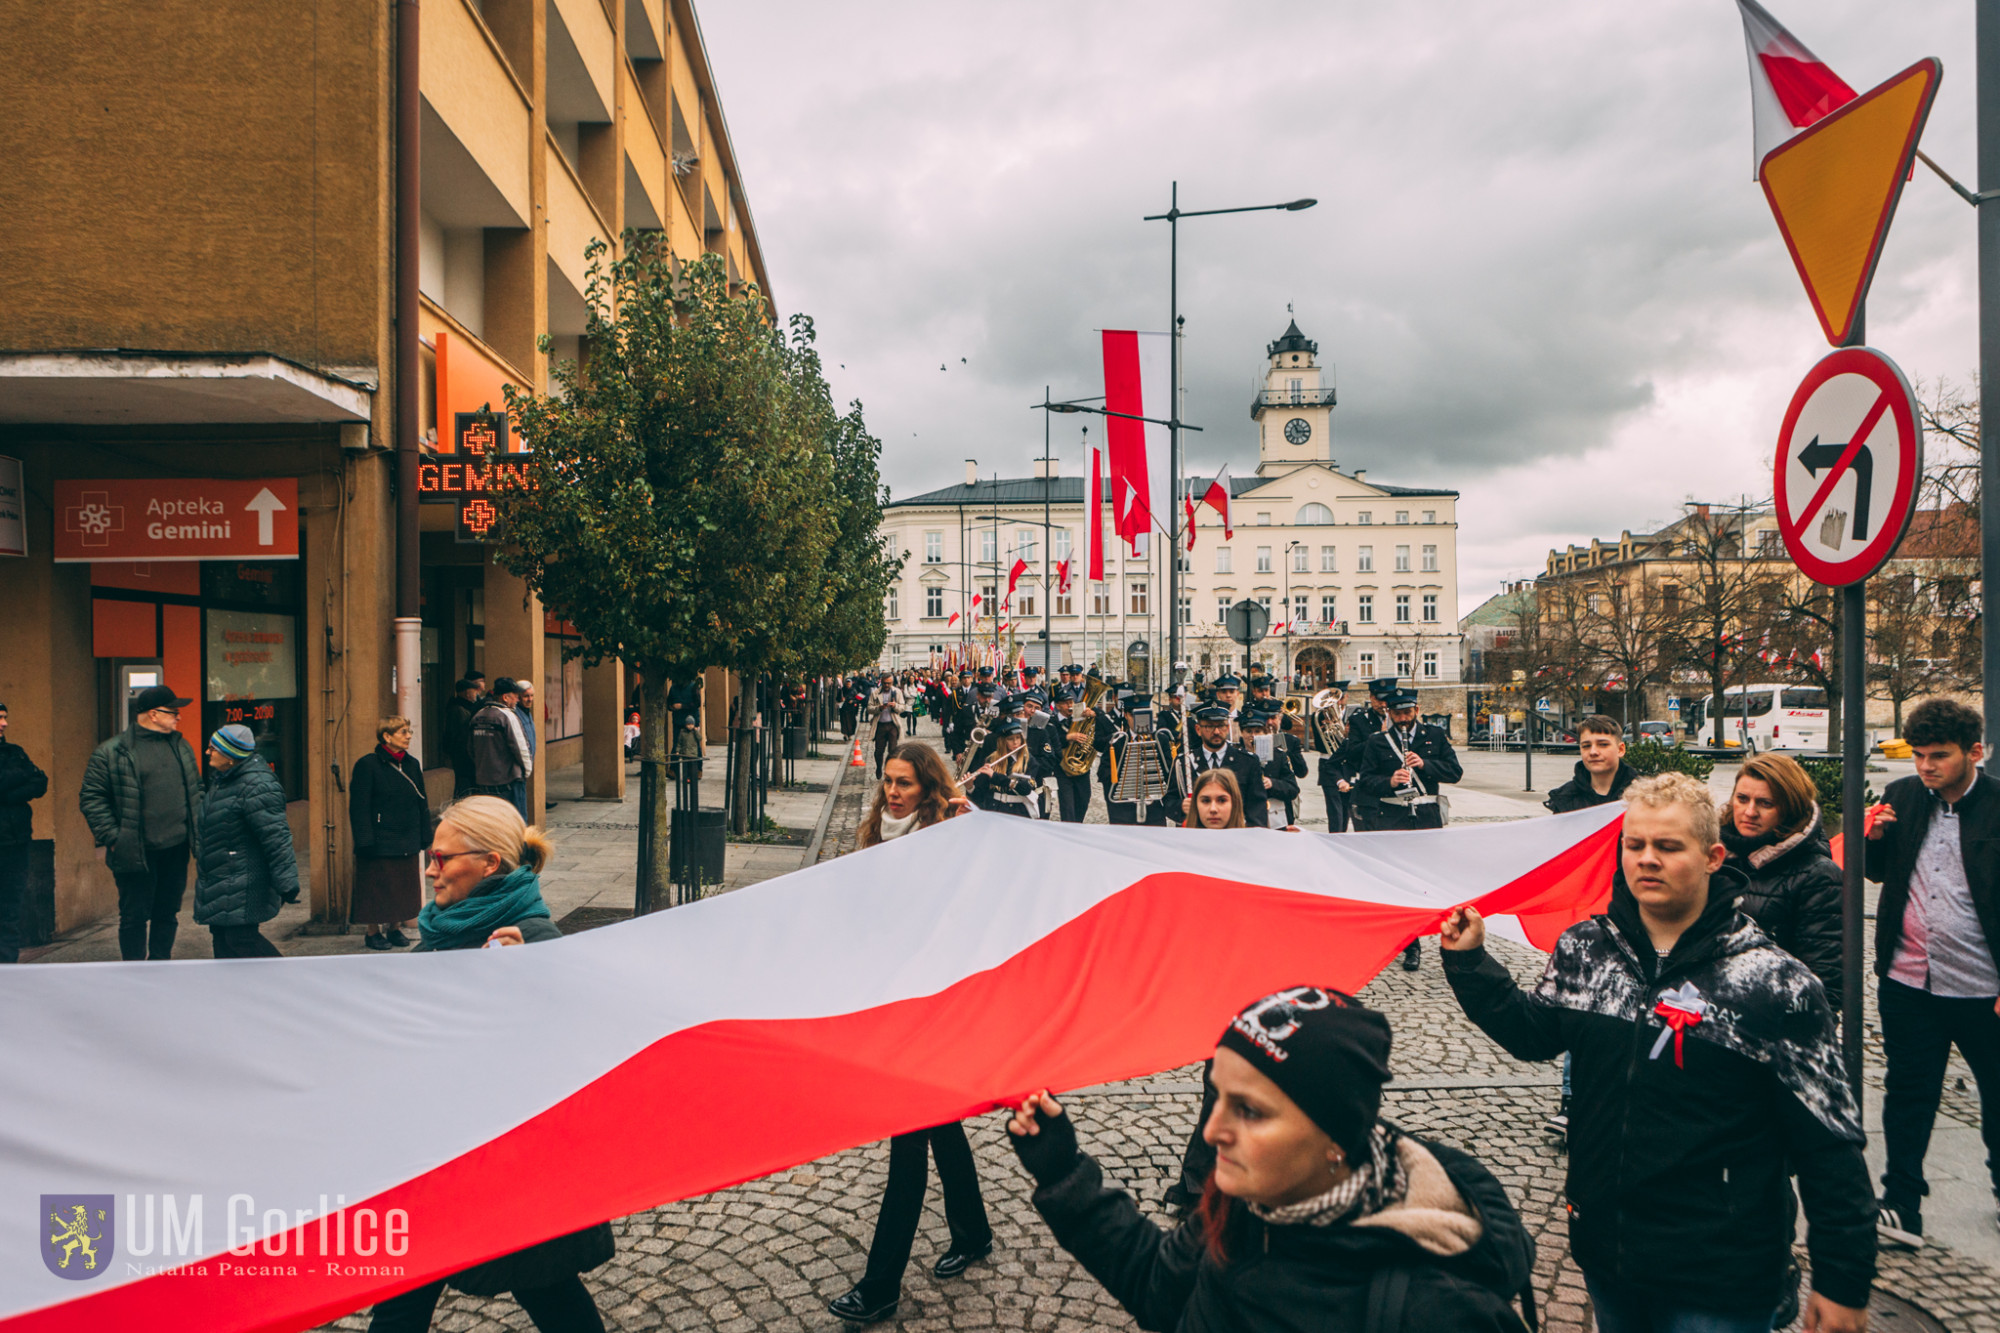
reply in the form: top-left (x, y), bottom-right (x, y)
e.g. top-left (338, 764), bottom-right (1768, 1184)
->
top-left (42, 1195), bottom-right (113, 1280)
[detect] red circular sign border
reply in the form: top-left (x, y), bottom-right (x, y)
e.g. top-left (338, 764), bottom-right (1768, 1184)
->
top-left (1773, 346), bottom-right (1923, 587)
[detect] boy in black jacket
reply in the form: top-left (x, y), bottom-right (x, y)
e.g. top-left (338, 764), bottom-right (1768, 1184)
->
top-left (1866, 695), bottom-right (2000, 1249)
top-left (1442, 771), bottom-right (1874, 1333)
top-left (1545, 714), bottom-right (1637, 813)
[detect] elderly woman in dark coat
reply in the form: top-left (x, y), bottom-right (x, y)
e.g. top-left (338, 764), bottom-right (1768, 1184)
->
top-left (192, 725), bottom-right (299, 958)
top-left (365, 795), bottom-right (612, 1333)
top-left (349, 716), bottom-right (432, 950)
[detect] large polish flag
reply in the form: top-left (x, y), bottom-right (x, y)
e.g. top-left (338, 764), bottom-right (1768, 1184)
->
top-left (0, 809), bottom-right (1623, 1332)
top-left (1099, 331), bottom-right (1171, 554)
top-left (1736, 0), bottom-right (1856, 177)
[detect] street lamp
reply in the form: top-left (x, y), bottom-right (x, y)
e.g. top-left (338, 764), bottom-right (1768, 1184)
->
top-left (1284, 540), bottom-right (1304, 692)
top-left (1145, 183), bottom-right (1316, 672)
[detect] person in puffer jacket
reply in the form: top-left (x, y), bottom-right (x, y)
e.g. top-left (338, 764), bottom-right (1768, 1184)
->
top-left (1721, 752), bottom-right (1844, 1010)
top-left (1442, 772), bottom-right (1874, 1333)
top-left (192, 726), bottom-right (299, 958)
top-left (1007, 988), bottom-right (1538, 1333)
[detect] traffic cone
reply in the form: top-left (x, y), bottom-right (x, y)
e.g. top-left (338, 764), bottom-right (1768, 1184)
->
top-left (849, 738), bottom-right (866, 767)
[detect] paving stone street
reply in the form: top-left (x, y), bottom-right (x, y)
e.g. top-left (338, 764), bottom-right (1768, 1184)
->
top-left (318, 734), bottom-right (1998, 1333)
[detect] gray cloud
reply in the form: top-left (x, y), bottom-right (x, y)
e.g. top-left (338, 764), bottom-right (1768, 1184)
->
top-left (701, 0), bottom-right (1979, 601)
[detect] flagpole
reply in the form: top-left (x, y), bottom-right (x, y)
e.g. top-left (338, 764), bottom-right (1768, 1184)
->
top-left (1043, 385), bottom-right (1053, 674)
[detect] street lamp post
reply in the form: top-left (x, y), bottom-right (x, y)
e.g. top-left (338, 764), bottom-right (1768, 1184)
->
top-left (1143, 184), bottom-right (1316, 675)
top-left (1284, 540), bottom-right (1304, 693)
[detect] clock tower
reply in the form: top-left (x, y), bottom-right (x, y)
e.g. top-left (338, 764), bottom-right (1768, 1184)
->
top-left (1251, 318), bottom-right (1335, 475)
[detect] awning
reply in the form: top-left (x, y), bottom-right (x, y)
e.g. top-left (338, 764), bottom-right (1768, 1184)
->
top-left (0, 351), bottom-right (374, 425)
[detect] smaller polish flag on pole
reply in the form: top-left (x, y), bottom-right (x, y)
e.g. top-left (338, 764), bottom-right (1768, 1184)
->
top-left (1005, 558), bottom-right (1028, 606)
top-left (948, 611), bottom-right (961, 627)
top-left (1056, 559), bottom-right (1072, 595)
top-left (1184, 485), bottom-right (1199, 552)
top-left (1736, 0), bottom-right (1856, 177)
top-left (1200, 464), bottom-right (1234, 539)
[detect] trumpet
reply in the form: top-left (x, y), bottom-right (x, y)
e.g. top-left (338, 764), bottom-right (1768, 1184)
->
top-left (1060, 672), bottom-right (1112, 776)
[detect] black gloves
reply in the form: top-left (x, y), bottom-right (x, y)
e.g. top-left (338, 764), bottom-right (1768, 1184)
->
top-left (1009, 1104), bottom-right (1080, 1186)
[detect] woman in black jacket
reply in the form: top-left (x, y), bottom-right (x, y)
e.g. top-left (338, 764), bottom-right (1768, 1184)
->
top-left (1008, 988), bottom-right (1535, 1333)
top-left (192, 725), bottom-right (300, 958)
top-left (1722, 752), bottom-right (1844, 1008)
top-left (367, 796), bottom-right (613, 1333)
top-left (349, 717), bottom-right (433, 950)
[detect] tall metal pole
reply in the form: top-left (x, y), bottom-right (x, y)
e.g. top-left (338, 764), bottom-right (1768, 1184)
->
top-left (1044, 387), bottom-right (1053, 671)
top-left (392, 0), bottom-right (423, 760)
top-left (1981, 0), bottom-right (2000, 735)
top-left (1839, 309), bottom-right (1868, 1109)
top-left (1167, 182), bottom-right (1182, 675)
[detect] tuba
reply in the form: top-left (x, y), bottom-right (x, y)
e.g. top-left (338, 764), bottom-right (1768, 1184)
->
top-left (1307, 688), bottom-right (1348, 755)
top-left (1060, 672), bottom-right (1112, 776)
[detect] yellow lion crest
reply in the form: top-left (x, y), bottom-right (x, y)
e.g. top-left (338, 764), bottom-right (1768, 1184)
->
top-left (49, 1204), bottom-right (100, 1271)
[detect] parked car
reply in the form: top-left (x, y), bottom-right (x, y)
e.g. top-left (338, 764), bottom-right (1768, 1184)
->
top-left (1636, 721), bottom-right (1677, 746)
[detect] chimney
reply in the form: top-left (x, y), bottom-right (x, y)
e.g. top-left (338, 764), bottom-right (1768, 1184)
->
top-left (1033, 457), bottom-right (1060, 479)
top-left (964, 458), bottom-right (977, 487)
top-left (1353, 469), bottom-right (1367, 482)
top-left (1695, 503), bottom-right (1710, 519)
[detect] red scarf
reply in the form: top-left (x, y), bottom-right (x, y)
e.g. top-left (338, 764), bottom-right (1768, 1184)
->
top-left (380, 745), bottom-right (408, 762)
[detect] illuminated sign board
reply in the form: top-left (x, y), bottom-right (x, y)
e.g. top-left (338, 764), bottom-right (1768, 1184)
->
top-left (416, 459), bottom-right (536, 504)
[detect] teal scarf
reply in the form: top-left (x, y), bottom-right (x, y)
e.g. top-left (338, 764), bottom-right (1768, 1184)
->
top-left (418, 865), bottom-right (551, 952)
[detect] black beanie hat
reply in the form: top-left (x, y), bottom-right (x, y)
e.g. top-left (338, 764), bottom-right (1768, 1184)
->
top-left (1217, 986), bottom-right (1392, 1163)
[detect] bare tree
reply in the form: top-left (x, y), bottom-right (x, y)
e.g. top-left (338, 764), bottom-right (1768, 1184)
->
top-left (1578, 568), bottom-right (1675, 728)
top-left (1658, 502), bottom-right (1771, 745)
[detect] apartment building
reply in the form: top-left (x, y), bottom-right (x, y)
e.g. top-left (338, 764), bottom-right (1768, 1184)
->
top-left (0, 0), bottom-right (770, 936)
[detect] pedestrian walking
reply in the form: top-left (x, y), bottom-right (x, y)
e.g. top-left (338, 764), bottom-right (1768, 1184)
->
top-left (0, 701), bottom-right (49, 964)
top-left (191, 725), bottom-right (298, 958)
top-left (830, 744), bottom-right (991, 1324)
top-left (79, 684), bottom-right (202, 960)
top-left (1008, 988), bottom-right (1537, 1333)
top-left (1864, 696), bottom-right (2000, 1251)
top-left (349, 717), bottom-right (432, 951)
top-left (839, 682), bottom-right (861, 741)
top-left (442, 679), bottom-right (483, 799)
top-left (1543, 714), bottom-right (1636, 813)
top-left (1722, 751), bottom-right (1843, 1006)
top-left (514, 680), bottom-right (540, 814)
top-left (366, 795), bottom-right (614, 1332)
top-left (1442, 772), bottom-right (1875, 1333)
top-left (870, 677), bottom-right (904, 779)
top-left (622, 710), bottom-right (641, 761)
top-left (466, 680), bottom-right (533, 819)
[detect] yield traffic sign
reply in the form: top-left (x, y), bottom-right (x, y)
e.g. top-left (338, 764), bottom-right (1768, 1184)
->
top-left (1773, 347), bottom-right (1922, 586)
top-left (1758, 58), bottom-right (1939, 347)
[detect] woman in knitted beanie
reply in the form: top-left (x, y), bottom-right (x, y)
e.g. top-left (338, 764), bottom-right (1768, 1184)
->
top-left (192, 724), bottom-right (299, 958)
top-left (1008, 987), bottom-right (1537, 1332)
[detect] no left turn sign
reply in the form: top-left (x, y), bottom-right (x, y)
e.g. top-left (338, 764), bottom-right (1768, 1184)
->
top-left (1774, 346), bottom-right (1922, 587)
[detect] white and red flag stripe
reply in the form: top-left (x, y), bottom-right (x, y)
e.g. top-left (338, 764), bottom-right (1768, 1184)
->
top-left (0, 810), bottom-right (1623, 1331)
top-left (1199, 464), bottom-right (1234, 539)
top-left (1087, 446), bottom-right (1106, 582)
top-left (1736, 0), bottom-right (1856, 176)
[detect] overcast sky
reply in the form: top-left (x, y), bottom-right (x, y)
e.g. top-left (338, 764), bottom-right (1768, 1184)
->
top-left (700, 0), bottom-right (1980, 612)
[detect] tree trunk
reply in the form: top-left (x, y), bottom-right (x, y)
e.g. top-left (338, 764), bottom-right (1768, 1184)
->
top-left (638, 673), bottom-right (671, 913)
top-left (731, 670), bottom-right (760, 835)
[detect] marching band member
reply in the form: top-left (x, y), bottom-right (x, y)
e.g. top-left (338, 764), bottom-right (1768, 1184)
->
top-left (1210, 673), bottom-right (1244, 742)
top-left (967, 719), bottom-right (1042, 819)
top-left (1342, 678), bottom-right (1399, 832)
top-left (1239, 708), bottom-right (1299, 823)
top-left (1045, 688), bottom-right (1095, 824)
top-left (1359, 688), bottom-right (1463, 972)
top-left (1314, 679), bottom-right (1354, 833)
top-left (1184, 703), bottom-right (1271, 829)
top-left (1097, 691), bottom-right (1176, 826)
top-left (1275, 710), bottom-right (1309, 828)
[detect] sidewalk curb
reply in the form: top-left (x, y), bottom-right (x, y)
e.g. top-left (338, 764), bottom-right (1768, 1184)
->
top-left (800, 731), bottom-right (852, 867)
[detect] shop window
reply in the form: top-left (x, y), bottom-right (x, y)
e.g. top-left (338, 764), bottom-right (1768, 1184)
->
top-left (544, 616), bottom-right (585, 742)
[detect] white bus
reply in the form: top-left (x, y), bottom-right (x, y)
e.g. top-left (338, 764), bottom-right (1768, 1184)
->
top-left (1683, 685), bottom-right (1830, 752)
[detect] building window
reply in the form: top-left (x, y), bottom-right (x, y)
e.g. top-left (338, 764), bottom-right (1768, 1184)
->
top-left (1320, 545), bottom-right (1337, 572)
top-left (1216, 546), bottom-right (1233, 574)
top-left (1422, 510), bottom-right (1436, 524)
top-left (1357, 546), bottom-right (1374, 572)
top-left (1662, 584), bottom-right (1680, 614)
top-left (1054, 527), bottom-right (1072, 560)
top-left (1358, 594), bottom-right (1374, 623)
top-left (1321, 594), bottom-right (1337, 622)
top-left (1394, 545), bottom-right (1410, 572)
top-left (1357, 512), bottom-right (1371, 525)
top-left (924, 531), bottom-right (943, 563)
top-left (1423, 651), bottom-right (1439, 679)
top-left (1394, 510), bottom-right (1409, 524)
top-left (1396, 651), bottom-right (1413, 677)
top-left (1217, 597), bottom-right (1231, 624)
top-left (1256, 546), bottom-right (1273, 573)
top-left (1055, 590), bottom-right (1073, 616)
top-left (1758, 528), bottom-right (1782, 557)
top-left (1292, 594), bottom-right (1310, 625)
top-left (980, 530), bottom-right (997, 563)
top-left (1256, 595), bottom-right (1272, 615)
top-left (1017, 591), bottom-right (1036, 618)
top-left (1297, 502), bottom-right (1334, 525)
top-left (1176, 549), bottom-right (1191, 573)
top-left (1421, 544), bottom-right (1438, 572)
top-left (886, 588), bottom-right (898, 620)
top-left (1358, 651), bottom-right (1376, 678)
top-left (1291, 545), bottom-right (1309, 573)
top-left (925, 587), bottom-right (944, 618)
top-left (1093, 588), bottom-right (1113, 616)
top-left (1395, 594), bottom-right (1411, 623)
top-left (1256, 512), bottom-right (1271, 526)
top-left (1178, 595), bottom-right (1192, 625)
top-left (1129, 581), bottom-right (1149, 615)
top-left (1288, 377), bottom-right (1303, 399)
top-left (1017, 530), bottom-right (1037, 563)
top-left (1422, 593), bottom-right (1438, 623)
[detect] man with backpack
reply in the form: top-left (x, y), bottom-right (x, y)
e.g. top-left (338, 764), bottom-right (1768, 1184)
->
top-left (467, 679), bottom-right (533, 820)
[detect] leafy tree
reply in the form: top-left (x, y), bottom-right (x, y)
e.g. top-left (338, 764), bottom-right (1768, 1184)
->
top-left (781, 401), bottom-right (901, 684)
top-left (496, 237), bottom-right (839, 894)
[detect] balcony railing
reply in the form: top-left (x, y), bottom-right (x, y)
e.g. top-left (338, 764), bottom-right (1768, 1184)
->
top-left (1252, 387), bottom-right (1337, 415)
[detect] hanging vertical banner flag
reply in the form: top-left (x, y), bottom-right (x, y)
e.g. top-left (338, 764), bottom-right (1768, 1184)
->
top-left (1100, 331), bottom-right (1169, 554)
top-left (1056, 559), bottom-right (1072, 595)
top-left (1005, 558), bottom-right (1028, 606)
top-left (1183, 486), bottom-right (1199, 552)
top-left (1201, 464), bottom-right (1234, 539)
top-left (1087, 447), bottom-right (1106, 582)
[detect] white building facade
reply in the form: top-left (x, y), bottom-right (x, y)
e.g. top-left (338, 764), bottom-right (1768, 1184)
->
top-left (878, 320), bottom-right (1463, 688)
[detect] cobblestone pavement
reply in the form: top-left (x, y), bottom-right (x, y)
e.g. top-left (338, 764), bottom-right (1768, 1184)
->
top-left (321, 738), bottom-right (2000, 1332)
